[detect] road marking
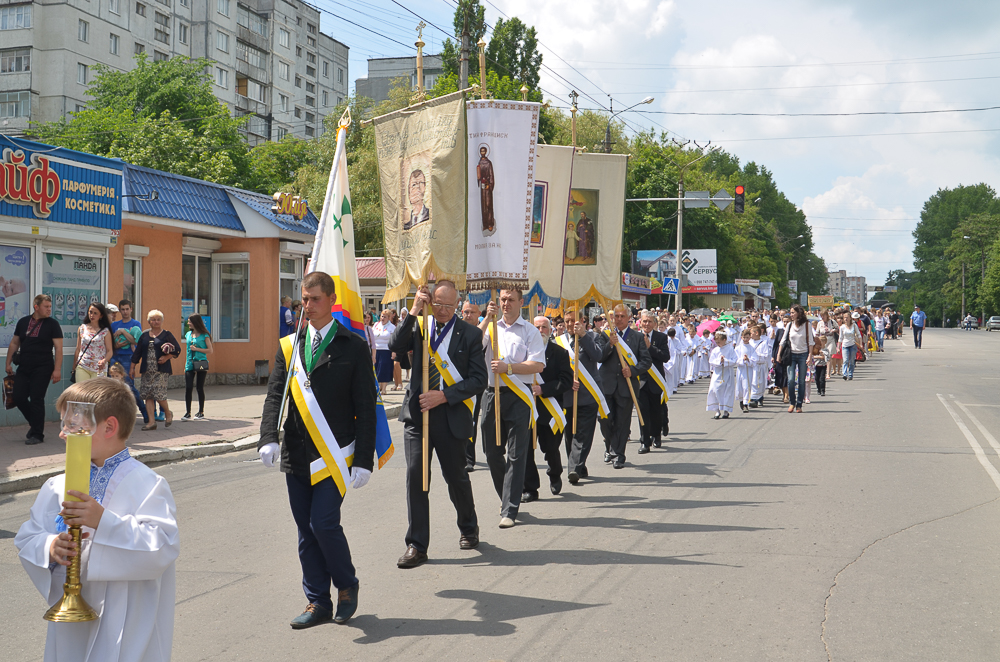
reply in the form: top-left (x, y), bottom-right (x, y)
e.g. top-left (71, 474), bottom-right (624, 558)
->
top-left (937, 394), bottom-right (1000, 493)
top-left (956, 401), bottom-right (1000, 457)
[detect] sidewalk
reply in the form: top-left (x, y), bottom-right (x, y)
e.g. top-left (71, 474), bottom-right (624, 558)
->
top-left (1, 381), bottom-right (408, 494)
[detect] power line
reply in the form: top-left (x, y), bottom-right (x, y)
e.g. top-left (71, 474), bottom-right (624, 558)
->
top-left (712, 127), bottom-right (1000, 143)
top-left (598, 74), bottom-right (1000, 95)
top-left (573, 104), bottom-right (1000, 118)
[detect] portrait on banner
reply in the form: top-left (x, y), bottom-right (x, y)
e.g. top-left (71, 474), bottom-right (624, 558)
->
top-left (565, 188), bottom-right (599, 266)
top-left (401, 151), bottom-right (432, 231)
top-left (530, 180), bottom-right (548, 247)
top-left (477, 144), bottom-right (497, 236)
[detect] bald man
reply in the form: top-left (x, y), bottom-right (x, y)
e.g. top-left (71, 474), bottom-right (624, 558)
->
top-left (461, 301), bottom-right (484, 471)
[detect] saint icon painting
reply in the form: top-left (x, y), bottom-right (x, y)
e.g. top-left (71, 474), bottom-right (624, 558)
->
top-left (477, 144), bottom-right (496, 236)
top-left (565, 188), bottom-right (598, 265)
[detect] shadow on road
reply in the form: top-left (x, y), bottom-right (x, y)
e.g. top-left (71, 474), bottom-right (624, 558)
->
top-left (429, 542), bottom-right (732, 569)
top-left (517, 512), bottom-right (774, 535)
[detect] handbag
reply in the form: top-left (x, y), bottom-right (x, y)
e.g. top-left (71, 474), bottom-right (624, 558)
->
top-left (3, 375), bottom-right (15, 410)
top-left (192, 359), bottom-right (209, 371)
top-left (776, 332), bottom-right (792, 367)
top-left (71, 329), bottom-right (99, 384)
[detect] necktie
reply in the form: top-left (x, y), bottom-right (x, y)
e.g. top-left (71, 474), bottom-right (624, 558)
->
top-left (311, 329), bottom-right (322, 362)
top-left (428, 332), bottom-right (441, 390)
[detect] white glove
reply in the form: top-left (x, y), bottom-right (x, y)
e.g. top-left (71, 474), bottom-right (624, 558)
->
top-left (350, 467), bottom-right (371, 489)
top-left (259, 442), bottom-right (280, 468)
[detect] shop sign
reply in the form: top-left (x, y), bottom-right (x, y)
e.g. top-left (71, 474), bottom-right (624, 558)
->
top-left (272, 191), bottom-right (309, 219)
top-left (621, 272), bottom-right (651, 295)
top-left (734, 278), bottom-right (759, 287)
top-left (808, 295), bottom-right (835, 306)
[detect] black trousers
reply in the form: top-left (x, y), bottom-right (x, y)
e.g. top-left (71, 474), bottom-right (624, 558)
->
top-left (815, 364), bottom-right (827, 394)
top-left (523, 417), bottom-right (563, 495)
top-left (599, 393), bottom-right (633, 461)
top-left (481, 388), bottom-right (531, 520)
top-left (637, 384), bottom-right (663, 446)
top-left (14, 361), bottom-right (54, 441)
top-left (403, 408), bottom-right (478, 552)
top-left (661, 400), bottom-right (670, 436)
top-left (185, 369), bottom-right (207, 415)
top-left (564, 402), bottom-right (598, 476)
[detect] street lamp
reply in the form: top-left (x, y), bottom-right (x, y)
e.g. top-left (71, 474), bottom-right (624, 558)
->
top-left (603, 96), bottom-right (654, 154)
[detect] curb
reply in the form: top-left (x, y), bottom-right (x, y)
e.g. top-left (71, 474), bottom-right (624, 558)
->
top-left (0, 404), bottom-right (401, 496)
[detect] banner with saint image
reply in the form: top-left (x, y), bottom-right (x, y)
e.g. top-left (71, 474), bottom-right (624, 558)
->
top-left (465, 99), bottom-right (540, 291)
top-left (374, 91), bottom-right (467, 302)
top-left (526, 144), bottom-right (575, 305)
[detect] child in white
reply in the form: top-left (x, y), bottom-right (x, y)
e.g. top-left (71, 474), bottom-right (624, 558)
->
top-left (749, 324), bottom-right (769, 406)
top-left (707, 330), bottom-right (738, 419)
top-left (734, 329), bottom-right (754, 412)
top-left (697, 329), bottom-right (713, 378)
top-left (685, 327), bottom-right (698, 383)
top-left (664, 328), bottom-right (678, 395)
top-left (15, 378), bottom-right (179, 662)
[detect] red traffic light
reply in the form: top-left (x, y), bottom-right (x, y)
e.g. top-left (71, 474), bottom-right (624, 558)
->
top-left (735, 185), bottom-right (745, 195)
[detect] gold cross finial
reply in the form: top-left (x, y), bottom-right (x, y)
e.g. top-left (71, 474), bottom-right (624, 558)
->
top-left (416, 21), bottom-right (426, 41)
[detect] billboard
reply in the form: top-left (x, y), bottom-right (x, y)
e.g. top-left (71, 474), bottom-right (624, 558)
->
top-left (632, 249), bottom-right (717, 294)
top-left (809, 295), bottom-right (835, 307)
top-left (788, 280), bottom-right (798, 294)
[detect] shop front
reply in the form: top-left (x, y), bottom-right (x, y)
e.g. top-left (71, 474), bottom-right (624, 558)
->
top-left (0, 136), bottom-right (122, 426)
top-left (621, 272), bottom-right (651, 310)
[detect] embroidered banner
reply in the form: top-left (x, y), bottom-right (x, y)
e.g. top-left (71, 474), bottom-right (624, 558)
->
top-left (527, 144), bottom-right (575, 305)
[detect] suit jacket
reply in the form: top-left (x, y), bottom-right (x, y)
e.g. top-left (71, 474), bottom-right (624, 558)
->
top-left (535, 340), bottom-right (573, 427)
top-left (389, 313), bottom-right (488, 441)
top-left (560, 331), bottom-right (602, 408)
top-left (595, 326), bottom-right (652, 399)
top-left (260, 321), bottom-right (377, 475)
top-left (638, 329), bottom-right (669, 394)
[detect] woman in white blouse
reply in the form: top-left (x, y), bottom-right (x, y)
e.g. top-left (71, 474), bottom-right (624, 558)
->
top-left (838, 312), bottom-right (859, 380)
top-left (372, 309), bottom-right (396, 395)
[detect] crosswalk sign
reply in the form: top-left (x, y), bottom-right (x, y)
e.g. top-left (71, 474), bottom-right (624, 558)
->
top-left (662, 278), bottom-right (679, 295)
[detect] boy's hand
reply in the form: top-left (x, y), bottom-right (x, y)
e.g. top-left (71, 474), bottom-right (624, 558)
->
top-left (50, 530), bottom-right (90, 566)
top-left (62, 491), bottom-right (104, 530)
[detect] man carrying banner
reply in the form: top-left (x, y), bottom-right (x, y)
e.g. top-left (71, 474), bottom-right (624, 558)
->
top-left (637, 310), bottom-right (670, 454)
top-left (461, 300), bottom-right (485, 472)
top-left (259, 271), bottom-right (377, 628)
top-left (390, 281), bottom-right (487, 568)
top-left (479, 289), bottom-right (545, 529)
top-left (596, 304), bottom-right (652, 469)
top-left (555, 310), bottom-right (608, 485)
top-left (522, 316), bottom-right (573, 502)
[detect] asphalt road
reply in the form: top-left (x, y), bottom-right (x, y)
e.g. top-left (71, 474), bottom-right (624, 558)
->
top-left (3, 328), bottom-right (1000, 661)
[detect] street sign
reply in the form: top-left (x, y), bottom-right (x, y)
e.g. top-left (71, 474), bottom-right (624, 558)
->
top-left (661, 278), bottom-right (679, 295)
top-left (883, 285), bottom-right (898, 292)
top-left (684, 191), bottom-right (710, 208)
top-left (735, 278), bottom-right (759, 287)
top-left (713, 189), bottom-right (732, 211)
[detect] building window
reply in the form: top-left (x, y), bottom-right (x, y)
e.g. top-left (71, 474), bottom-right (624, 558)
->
top-left (247, 114), bottom-right (267, 136)
top-left (178, 22), bottom-right (188, 44)
top-left (110, 0), bottom-right (121, 14)
top-left (306, 51), bottom-right (316, 64)
top-left (0, 91), bottom-right (31, 118)
top-left (305, 81), bottom-right (314, 94)
top-left (153, 50), bottom-right (168, 61)
top-left (180, 0), bottom-right (188, 6)
top-left (276, 126), bottom-right (287, 140)
top-left (75, 104), bottom-right (86, 113)
top-left (77, 63), bottom-right (88, 85)
top-left (237, 6), bottom-right (267, 37)
top-left (237, 77), bottom-right (266, 102)
top-left (305, 126), bottom-right (314, 137)
top-left (306, 65), bottom-right (315, 77)
top-left (154, 12), bottom-right (169, 43)
top-left (306, 35), bottom-right (315, 47)
top-left (237, 41), bottom-right (266, 69)
top-left (278, 61), bottom-right (289, 80)
top-left (217, 0), bottom-right (229, 16)
top-left (322, 90), bottom-right (327, 106)
top-left (296, 16), bottom-right (301, 26)
top-left (279, 93), bottom-right (287, 111)
top-left (322, 61), bottom-right (328, 77)
top-left (279, 27), bottom-right (289, 47)
top-left (307, 22), bottom-right (316, 34)
top-left (294, 76), bottom-right (301, 88)
top-left (305, 95), bottom-right (314, 107)
top-left (338, 68), bottom-right (344, 84)
top-left (134, 42), bottom-right (145, 54)
top-left (293, 107), bottom-right (301, 118)
top-left (0, 48), bottom-right (30, 74)
top-left (215, 67), bottom-right (227, 88)
top-left (337, 96), bottom-right (342, 105)
top-left (135, 2), bottom-right (145, 16)
top-left (217, 263), bottom-right (249, 340)
top-left (78, 19), bottom-right (89, 42)
top-left (0, 5), bottom-right (32, 30)
top-left (305, 112), bottom-right (314, 123)
top-left (156, 0), bottom-right (170, 6)
top-left (110, 33), bottom-right (120, 55)
top-left (42, 253), bottom-right (104, 342)
top-left (217, 31), bottom-right (229, 53)
top-left (295, 46), bottom-right (301, 57)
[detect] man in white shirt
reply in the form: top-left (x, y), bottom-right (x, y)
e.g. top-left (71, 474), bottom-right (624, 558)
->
top-left (479, 288), bottom-right (546, 528)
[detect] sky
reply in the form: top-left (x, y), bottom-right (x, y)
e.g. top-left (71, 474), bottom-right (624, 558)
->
top-left (318, 0), bottom-right (1000, 286)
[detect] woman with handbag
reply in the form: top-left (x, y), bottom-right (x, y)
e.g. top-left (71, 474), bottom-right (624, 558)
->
top-left (73, 303), bottom-right (114, 382)
top-left (838, 312), bottom-right (860, 380)
top-left (131, 309), bottom-right (181, 430)
top-left (183, 314), bottom-right (213, 421)
top-left (778, 305), bottom-right (814, 413)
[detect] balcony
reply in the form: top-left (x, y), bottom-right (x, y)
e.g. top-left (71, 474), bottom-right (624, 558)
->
top-left (235, 94), bottom-right (267, 116)
top-left (235, 58), bottom-right (269, 85)
top-left (237, 25), bottom-right (269, 53)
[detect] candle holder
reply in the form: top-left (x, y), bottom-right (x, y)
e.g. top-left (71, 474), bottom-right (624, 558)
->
top-left (44, 401), bottom-right (99, 623)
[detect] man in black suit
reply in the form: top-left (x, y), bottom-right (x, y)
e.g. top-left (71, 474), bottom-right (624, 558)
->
top-left (561, 310), bottom-right (604, 485)
top-left (259, 271), bottom-right (377, 629)
top-left (522, 316), bottom-right (573, 501)
top-left (595, 304), bottom-right (652, 469)
top-left (636, 310), bottom-right (669, 453)
top-left (389, 281), bottom-right (487, 568)
top-left (460, 300), bottom-right (484, 472)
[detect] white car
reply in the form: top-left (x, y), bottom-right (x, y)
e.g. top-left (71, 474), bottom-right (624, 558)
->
top-left (986, 316), bottom-right (1000, 331)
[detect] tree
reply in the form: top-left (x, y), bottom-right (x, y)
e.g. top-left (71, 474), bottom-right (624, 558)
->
top-left (246, 137), bottom-right (312, 195)
top-left (440, 0), bottom-right (487, 77)
top-left (485, 17), bottom-right (542, 91)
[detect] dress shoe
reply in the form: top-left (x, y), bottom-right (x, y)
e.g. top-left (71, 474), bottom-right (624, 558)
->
top-left (459, 529), bottom-right (479, 550)
top-left (521, 491), bottom-right (539, 503)
top-left (722, 412), bottom-right (730, 419)
top-left (613, 458), bottom-right (624, 469)
top-left (397, 545), bottom-right (428, 569)
top-left (603, 451), bottom-right (613, 464)
top-left (567, 471), bottom-right (579, 485)
top-left (713, 412), bottom-right (721, 420)
top-left (549, 478), bottom-right (562, 495)
top-left (652, 439), bottom-right (661, 448)
top-left (637, 444), bottom-right (650, 454)
top-left (334, 584), bottom-right (359, 624)
top-left (578, 466), bottom-right (589, 478)
top-left (25, 434), bottom-right (44, 445)
top-left (498, 517), bottom-right (515, 529)
top-left (290, 603), bottom-right (333, 629)
top-left (465, 463), bottom-right (475, 472)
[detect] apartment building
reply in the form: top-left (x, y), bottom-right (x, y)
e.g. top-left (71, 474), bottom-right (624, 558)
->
top-left (827, 269), bottom-right (867, 307)
top-left (0, 0), bottom-right (348, 144)
top-left (355, 54), bottom-right (443, 103)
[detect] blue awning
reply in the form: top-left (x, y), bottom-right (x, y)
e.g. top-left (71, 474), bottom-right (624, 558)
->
top-left (122, 164), bottom-right (244, 231)
top-left (717, 283), bottom-right (739, 295)
top-left (228, 189), bottom-right (318, 236)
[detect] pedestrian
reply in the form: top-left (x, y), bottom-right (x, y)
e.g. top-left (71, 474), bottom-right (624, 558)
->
top-left (291, 300), bottom-right (303, 329)
top-left (479, 289), bottom-right (546, 528)
top-left (460, 300), bottom-right (485, 472)
top-left (778, 304), bottom-right (814, 413)
top-left (130, 310), bottom-right (180, 430)
top-left (280, 295), bottom-right (295, 337)
top-left (258, 271), bottom-right (376, 627)
top-left (771, 314), bottom-right (790, 402)
top-left (14, 378), bottom-right (179, 662)
top-left (5, 294), bottom-right (63, 445)
top-left (911, 305), bottom-right (927, 348)
top-left (105, 303), bottom-right (119, 323)
top-left (110, 300), bottom-right (142, 373)
top-left (636, 310), bottom-right (669, 453)
top-left (707, 330), bottom-right (737, 419)
top-left (596, 304), bottom-right (652, 468)
top-left (838, 312), bottom-right (859, 380)
top-left (734, 328), bottom-right (754, 412)
top-left (556, 310), bottom-right (607, 485)
top-left (73, 302), bottom-right (113, 382)
top-left (109, 362), bottom-right (148, 424)
top-left (812, 331), bottom-right (828, 396)
top-left (372, 309), bottom-right (396, 395)
top-left (182, 314), bottom-right (213, 421)
top-left (390, 282), bottom-right (486, 568)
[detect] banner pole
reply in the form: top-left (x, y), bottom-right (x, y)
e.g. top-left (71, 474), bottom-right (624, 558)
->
top-left (531, 375), bottom-right (537, 450)
top-left (422, 303), bottom-right (430, 492)
top-left (492, 294), bottom-right (501, 446)
top-left (572, 304), bottom-right (579, 435)
top-left (616, 342), bottom-right (644, 426)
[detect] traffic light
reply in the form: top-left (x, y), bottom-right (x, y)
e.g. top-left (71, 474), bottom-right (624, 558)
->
top-left (734, 185), bottom-right (745, 213)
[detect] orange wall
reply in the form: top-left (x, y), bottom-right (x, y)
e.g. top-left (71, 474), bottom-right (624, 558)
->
top-left (215, 236), bottom-right (280, 374)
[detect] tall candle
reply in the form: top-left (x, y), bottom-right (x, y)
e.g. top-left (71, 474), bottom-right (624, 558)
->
top-left (64, 434), bottom-right (92, 503)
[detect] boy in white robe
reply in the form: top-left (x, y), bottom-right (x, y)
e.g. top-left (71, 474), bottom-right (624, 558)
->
top-left (664, 328), bottom-right (679, 394)
top-left (697, 330), bottom-right (713, 378)
top-left (734, 328), bottom-right (754, 412)
top-left (685, 327), bottom-right (698, 383)
top-left (707, 331), bottom-right (738, 419)
top-left (16, 378), bottom-right (179, 662)
top-left (749, 325), bottom-right (769, 407)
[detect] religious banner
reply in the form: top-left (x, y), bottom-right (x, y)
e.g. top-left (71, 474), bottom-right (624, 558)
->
top-left (526, 144), bottom-right (575, 305)
top-left (465, 99), bottom-right (540, 290)
top-left (374, 91), bottom-right (467, 301)
top-left (560, 153), bottom-right (628, 310)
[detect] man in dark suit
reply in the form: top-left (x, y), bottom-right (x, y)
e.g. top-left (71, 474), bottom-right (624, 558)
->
top-left (460, 300), bottom-right (484, 472)
top-left (522, 316), bottom-right (573, 501)
top-left (561, 310), bottom-right (604, 485)
top-left (595, 304), bottom-right (652, 469)
top-left (389, 281), bottom-right (487, 568)
top-left (637, 310), bottom-right (669, 454)
top-left (259, 271), bottom-right (377, 629)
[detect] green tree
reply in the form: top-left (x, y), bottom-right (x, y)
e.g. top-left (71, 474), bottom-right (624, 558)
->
top-left (246, 137), bottom-right (312, 195)
top-left (485, 17), bottom-right (542, 91)
top-left (440, 0), bottom-right (487, 77)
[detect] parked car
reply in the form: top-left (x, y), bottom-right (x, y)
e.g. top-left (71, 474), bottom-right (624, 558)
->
top-left (986, 316), bottom-right (1000, 331)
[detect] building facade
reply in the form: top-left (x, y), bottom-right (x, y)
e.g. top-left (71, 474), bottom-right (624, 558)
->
top-left (827, 269), bottom-right (867, 306)
top-left (0, 0), bottom-right (348, 143)
top-left (355, 54), bottom-right (443, 103)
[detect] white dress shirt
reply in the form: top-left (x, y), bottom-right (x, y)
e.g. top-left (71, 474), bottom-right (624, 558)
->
top-left (482, 315), bottom-right (546, 387)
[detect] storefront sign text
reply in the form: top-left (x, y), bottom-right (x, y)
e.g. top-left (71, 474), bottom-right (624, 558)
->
top-left (272, 191), bottom-right (308, 219)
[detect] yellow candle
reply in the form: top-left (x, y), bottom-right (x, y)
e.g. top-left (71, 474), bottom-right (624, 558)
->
top-left (64, 434), bottom-right (92, 503)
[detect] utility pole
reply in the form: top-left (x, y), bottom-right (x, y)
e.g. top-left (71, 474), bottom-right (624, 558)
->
top-left (675, 174), bottom-right (684, 311)
top-left (961, 262), bottom-right (966, 321)
top-left (459, 11), bottom-right (469, 91)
